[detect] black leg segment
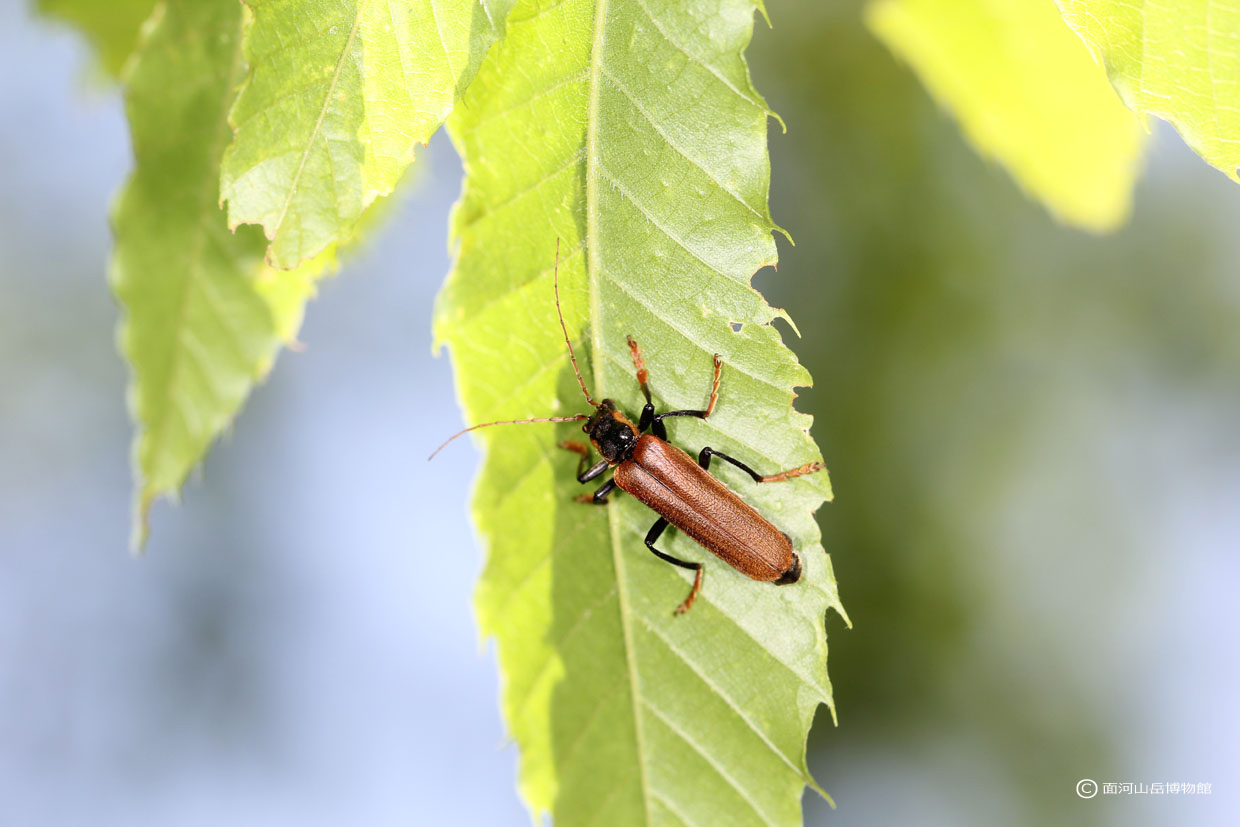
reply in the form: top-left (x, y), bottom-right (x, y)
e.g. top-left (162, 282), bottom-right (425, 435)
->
top-left (639, 401), bottom-right (655, 434)
top-left (577, 477), bottom-right (617, 505)
top-left (651, 415), bottom-right (668, 441)
top-left (644, 518), bottom-right (705, 615)
top-left (698, 447), bottom-right (825, 485)
top-left (651, 353), bottom-right (722, 432)
top-left (560, 440), bottom-right (609, 483)
top-left (697, 446), bottom-right (765, 482)
top-left (644, 519), bottom-right (697, 570)
top-left (577, 458), bottom-right (609, 484)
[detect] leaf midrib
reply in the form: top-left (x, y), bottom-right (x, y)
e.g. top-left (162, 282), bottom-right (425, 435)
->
top-left (584, 0), bottom-right (653, 822)
top-left (142, 11), bottom-right (249, 505)
top-left (269, 1), bottom-right (366, 247)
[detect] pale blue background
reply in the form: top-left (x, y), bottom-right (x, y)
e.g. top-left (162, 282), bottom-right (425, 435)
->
top-left (1, 4), bottom-right (525, 823)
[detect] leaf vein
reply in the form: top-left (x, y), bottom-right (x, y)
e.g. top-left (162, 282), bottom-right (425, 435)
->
top-left (641, 698), bottom-right (780, 827)
top-left (582, 766), bottom-right (639, 827)
top-left (595, 163), bottom-right (740, 285)
top-left (143, 16), bottom-right (251, 485)
top-left (489, 510), bottom-right (599, 632)
top-left (626, 0), bottom-right (766, 112)
top-left (268, 2), bottom-right (365, 248)
top-left (460, 149), bottom-right (586, 232)
top-left (617, 511), bottom-right (834, 698)
top-left (651, 790), bottom-right (699, 827)
top-left (558, 677), bottom-right (626, 767)
top-left (455, 238), bottom-right (588, 331)
top-left (602, 272), bottom-right (783, 394)
top-left (513, 583), bottom-right (618, 726)
top-left (634, 613), bottom-right (805, 777)
top-left (587, 0), bottom-right (654, 820)
top-left (461, 70), bottom-right (590, 137)
top-left (228, 81), bottom-right (333, 136)
top-left (599, 67), bottom-right (764, 220)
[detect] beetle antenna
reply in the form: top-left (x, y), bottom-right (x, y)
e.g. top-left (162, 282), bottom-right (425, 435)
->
top-left (428, 414), bottom-right (590, 461)
top-left (553, 238), bottom-right (597, 408)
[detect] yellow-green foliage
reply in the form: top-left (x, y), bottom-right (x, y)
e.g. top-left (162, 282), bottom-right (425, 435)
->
top-left (111, 0), bottom-right (329, 546)
top-left (219, 0), bottom-right (515, 269)
top-left (1058, 0), bottom-right (1240, 182)
top-left (434, 1), bottom-right (842, 823)
top-left (868, 0), bottom-right (1146, 231)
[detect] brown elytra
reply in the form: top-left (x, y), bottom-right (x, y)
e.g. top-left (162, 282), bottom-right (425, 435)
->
top-left (614, 435), bottom-right (800, 584)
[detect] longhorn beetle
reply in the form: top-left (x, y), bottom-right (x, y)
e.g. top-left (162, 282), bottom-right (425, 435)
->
top-left (431, 241), bottom-right (825, 614)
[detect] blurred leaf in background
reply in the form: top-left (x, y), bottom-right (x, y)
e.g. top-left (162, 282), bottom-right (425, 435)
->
top-left (112, 0), bottom-right (330, 545)
top-left (1058, 0), bottom-right (1240, 183)
top-left (36, 0), bottom-right (156, 78)
top-left (867, 0), bottom-right (1146, 231)
top-left (753, 1), bottom-right (1240, 824)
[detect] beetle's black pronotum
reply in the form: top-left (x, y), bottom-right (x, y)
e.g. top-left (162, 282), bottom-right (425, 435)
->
top-left (431, 242), bottom-right (825, 614)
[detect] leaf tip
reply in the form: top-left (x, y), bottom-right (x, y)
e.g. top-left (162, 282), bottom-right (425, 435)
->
top-left (130, 490), bottom-right (154, 554)
top-left (830, 583), bottom-right (852, 630)
top-left (769, 109), bottom-right (787, 134)
top-left (754, 0), bottom-right (773, 29)
top-left (773, 306), bottom-right (802, 338)
top-left (805, 774), bottom-right (836, 808)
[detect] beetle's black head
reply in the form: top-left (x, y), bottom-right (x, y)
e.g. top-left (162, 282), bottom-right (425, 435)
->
top-left (584, 399), bottom-right (640, 464)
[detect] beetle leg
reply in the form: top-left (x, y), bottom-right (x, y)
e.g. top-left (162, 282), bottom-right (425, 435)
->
top-left (697, 446), bottom-right (762, 481)
top-left (698, 447), bottom-right (825, 484)
top-left (577, 459), bottom-right (610, 484)
top-left (758, 461), bottom-right (826, 483)
top-left (675, 568), bottom-right (704, 615)
top-left (626, 335), bottom-right (653, 406)
top-left (639, 402), bottom-right (655, 433)
top-left (627, 336), bottom-right (658, 433)
top-left (649, 414), bottom-right (668, 441)
top-left (575, 477), bottom-right (617, 505)
top-left (653, 353), bottom-right (723, 430)
top-left (560, 440), bottom-right (609, 483)
top-left (560, 440), bottom-right (590, 457)
top-left (643, 518), bottom-right (704, 615)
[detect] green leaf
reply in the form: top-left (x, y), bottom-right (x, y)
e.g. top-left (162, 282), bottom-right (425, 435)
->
top-left (434, 1), bottom-right (844, 823)
top-left (37, 0), bottom-right (158, 78)
top-left (1057, 0), bottom-right (1240, 182)
top-left (867, 0), bottom-right (1147, 231)
top-left (112, 0), bottom-right (329, 546)
top-left (219, 0), bottom-right (516, 270)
